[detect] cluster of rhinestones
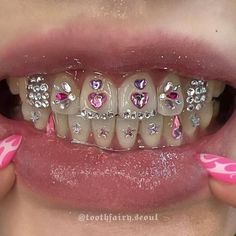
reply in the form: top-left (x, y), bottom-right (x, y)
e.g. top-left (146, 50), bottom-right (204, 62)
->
top-left (27, 75), bottom-right (50, 108)
top-left (122, 109), bottom-right (156, 120)
top-left (80, 110), bottom-right (115, 120)
top-left (186, 79), bottom-right (208, 112)
top-left (159, 82), bottom-right (181, 110)
top-left (52, 82), bottom-right (76, 109)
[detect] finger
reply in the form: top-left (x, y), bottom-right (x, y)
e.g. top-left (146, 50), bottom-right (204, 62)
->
top-left (0, 164), bottom-right (15, 200)
top-left (209, 178), bottom-right (236, 207)
top-left (0, 135), bottom-right (22, 200)
top-left (197, 153), bottom-right (236, 207)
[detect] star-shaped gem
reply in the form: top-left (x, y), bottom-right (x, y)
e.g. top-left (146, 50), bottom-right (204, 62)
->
top-left (72, 123), bottom-right (81, 134)
top-left (148, 123), bottom-right (160, 135)
top-left (123, 127), bottom-right (136, 138)
top-left (30, 111), bottom-right (40, 123)
top-left (98, 128), bottom-right (109, 138)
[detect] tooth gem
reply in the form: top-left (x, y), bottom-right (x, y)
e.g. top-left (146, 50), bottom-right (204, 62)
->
top-left (190, 113), bottom-right (200, 127)
top-left (160, 82), bottom-right (181, 110)
top-left (130, 92), bottom-right (149, 109)
top-left (88, 92), bottom-right (107, 109)
top-left (121, 110), bottom-right (156, 120)
top-left (172, 115), bottom-right (182, 140)
top-left (148, 123), bottom-right (160, 135)
top-left (30, 111), bottom-right (41, 123)
top-left (98, 128), bottom-right (109, 138)
top-left (72, 123), bottom-right (82, 134)
top-left (80, 110), bottom-right (115, 119)
top-left (46, 113), bottom-right (55, 136)
top-left (134, 79), bottom-right (147, 90)
top-left (27, 75), bottom-right (50, 108)
top-left (123, 127), bottom-right (136, 138)
top-left (186, 79), bottom-right (208, 112)
top-left (53, 82), bottom-right (76, 110)
top-left (90, 79), bottom-right (103, 90)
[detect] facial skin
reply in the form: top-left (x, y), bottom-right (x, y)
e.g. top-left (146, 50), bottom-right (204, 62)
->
top-left (0, 1), bottom-right (236, 235)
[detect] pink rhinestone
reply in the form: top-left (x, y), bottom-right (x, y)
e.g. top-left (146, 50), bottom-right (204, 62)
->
top-left (56, 92), bottom-right (68, 101)
top-left (166, 92), bottom-right (178, 100)
top-left (172, 115), bottom-right (182, 140)
top-left (88, 92), bottom-right (107, 109)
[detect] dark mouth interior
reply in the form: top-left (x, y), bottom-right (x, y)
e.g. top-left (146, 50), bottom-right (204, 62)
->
top-left (0, 78), bottom-right (235, 128)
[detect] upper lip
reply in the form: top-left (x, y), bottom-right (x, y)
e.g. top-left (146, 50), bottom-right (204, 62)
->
top-left (0, 23), bottom-right (236, 85)
top-left (0, 23), bottom-right (235, 212)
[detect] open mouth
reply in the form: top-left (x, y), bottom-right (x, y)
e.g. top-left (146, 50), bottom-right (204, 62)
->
top-left (0, 26), bottom-right (236, 213)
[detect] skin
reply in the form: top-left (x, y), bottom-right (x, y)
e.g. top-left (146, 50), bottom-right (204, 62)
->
top-left (0, 1), bottom-right (236, 235)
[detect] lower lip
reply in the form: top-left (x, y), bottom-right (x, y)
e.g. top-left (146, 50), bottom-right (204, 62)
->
top-left (0, 115), bottom-right (217, 212)
top-left (2, 102), bottom-right (235, 212)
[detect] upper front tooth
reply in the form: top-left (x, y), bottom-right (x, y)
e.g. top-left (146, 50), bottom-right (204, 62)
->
top-left (157, 74), bottom-right (184, 116)
top-left (7, 78), bottom-right (19, 95)
top-left (118, 72), bottom-right (156, 119)
top-left (80, 73), bottom-right (117, 118)
top-left (51, 73), bottom-right (80, 115)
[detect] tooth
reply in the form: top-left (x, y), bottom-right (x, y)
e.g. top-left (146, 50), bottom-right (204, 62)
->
top-left (139, 115), bottom-right (163, 147)
top-left (157, 74), bottom-right (184, 116)
top-left (68, 115), bottom-right (91, 143)
top-left (80, 73), bottom-right (117, 119)
top-left (181, 110), bottom-right (198, 138)
top-left (116, 117), bottom-right (139, 149)
top-left (18, 77), bottom-right (28, 102)
top-left (198, 101), bottom-right (214, 129)
top-left (212, 100), bottom-right (220, 119)
top-left (51, 73), bottom-right (80, 115)
top-left (163, 116), bottom-right (183, 146)
top-left (92, 118), bottom-right (115, 148)
top-left (212, 80), bottom-right (225, 98)
top-left (21, 103), bottom-right (51, 130)
top-left (54, 113), bottom-right (69, 138)
top-left (7, 78), bottom-right (19, 95)
top-left (118, 72), bottom-right (156, 119)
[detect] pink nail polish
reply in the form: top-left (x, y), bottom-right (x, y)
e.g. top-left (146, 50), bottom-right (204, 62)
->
top-left (0, 135), bottom-right (22, 169)
top-left (198, 153), bottom-right (236, 184)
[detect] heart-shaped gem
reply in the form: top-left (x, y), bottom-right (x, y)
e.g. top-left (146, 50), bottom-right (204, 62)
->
top-left (134, 79), bottom-right (147, 90)
top-left (90, 79), bottom-right (102, 90)
top-left (130, 92), bottom-right (149, 109)
top-left (166, 91), bottom-right (179, 100)
top-left (88, 92), bottom-right (107, 109)
top-left (55, 92), bottom-right (68, 101)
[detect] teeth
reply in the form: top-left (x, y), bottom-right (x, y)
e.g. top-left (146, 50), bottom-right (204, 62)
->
top-left (198, 101), bottom-right (214, 129)
top-left (118, 72), bottom-right (156, 119)
top-left (51, 73), bottom-right (80, 114)
top-left (212, 80), bottom-right (225, 98)
top-left (163, 116), bottom-right (183, 146)
top-left (54, 113), bottom-right (69, 138)
top-left (18, 77), bottom-right (28, 102)
top-left (212, 101), bottom-right (220, 119)
top-left (157, 74), bottom-right (184, 116)
top-left (116, 117), bottom-right (139, 149)
top-left (7, 78), bottom-right (19, 95)
top-left (68, 115), bottom-right (91, 143)
top-left (181, 110), bottom-right (198, 138)
top-left (92, 118), bottom-right (115, 148)
top-left (21, 103), bottom-right (51, 130)
top-left (80, 73), bottom-right (117, 119)
top-left (139, 115), bottom-right (163, 147)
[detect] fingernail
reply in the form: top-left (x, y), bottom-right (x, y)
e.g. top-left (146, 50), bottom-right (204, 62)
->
top-left (198, 153), bottom-right (236, 184)
top-left (0, 135), bottom-right (22, 169)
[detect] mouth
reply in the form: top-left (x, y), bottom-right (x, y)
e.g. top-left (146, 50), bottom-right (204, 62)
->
top-left (0, 24), bottom-right (236, 213)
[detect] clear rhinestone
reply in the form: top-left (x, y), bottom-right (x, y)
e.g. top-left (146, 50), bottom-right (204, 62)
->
top-left (200, 95), bottom-right (206, 102)
top-left (194, 96), bottom-right (201, 103)
top-left (72, 123), bottom-right (81, 134)
top-left (187, 88), bottom-right (195, 96)
top-left (131, 112), bottom-right (136, 119)
top-left (195, 103), bottom-right (202, 111)
top-left (191, 80), bottom-right (199, 86)
top-left (164, 82), bottom-right (173, 92)
top-left (159, 93), bottom-right (166, 100)
top-left (35, 101), bottom-right (42, 108)
top-left (62, 82), bottom-right (72, 93)
top-left (81, 110), bottom-right (86, 117)
top-left (190, 114), bottom-right (200, 127)
top-left (186, 96), bottom-right (194, 104)
top-left (30, 111), bottom-right (40, 123)
top-left (187, 104), bottom-right (194, 112)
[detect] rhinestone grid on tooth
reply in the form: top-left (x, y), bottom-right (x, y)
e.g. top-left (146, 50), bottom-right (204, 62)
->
top-left (186, 79), bottom-right (208, 112)
top-left (27, 75), bottom-right (50, 108)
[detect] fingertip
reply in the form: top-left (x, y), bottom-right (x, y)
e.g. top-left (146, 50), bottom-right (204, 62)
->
top-left (209, 177), bottom-right (236, 208)
top-left (0, 163), bottom-right (16, 200)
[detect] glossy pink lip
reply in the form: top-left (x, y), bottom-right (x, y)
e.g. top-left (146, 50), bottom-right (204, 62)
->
top-left (0, 22), bottom-right (236, 84)
top-left (0, 23), bottom-right (235, 212)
